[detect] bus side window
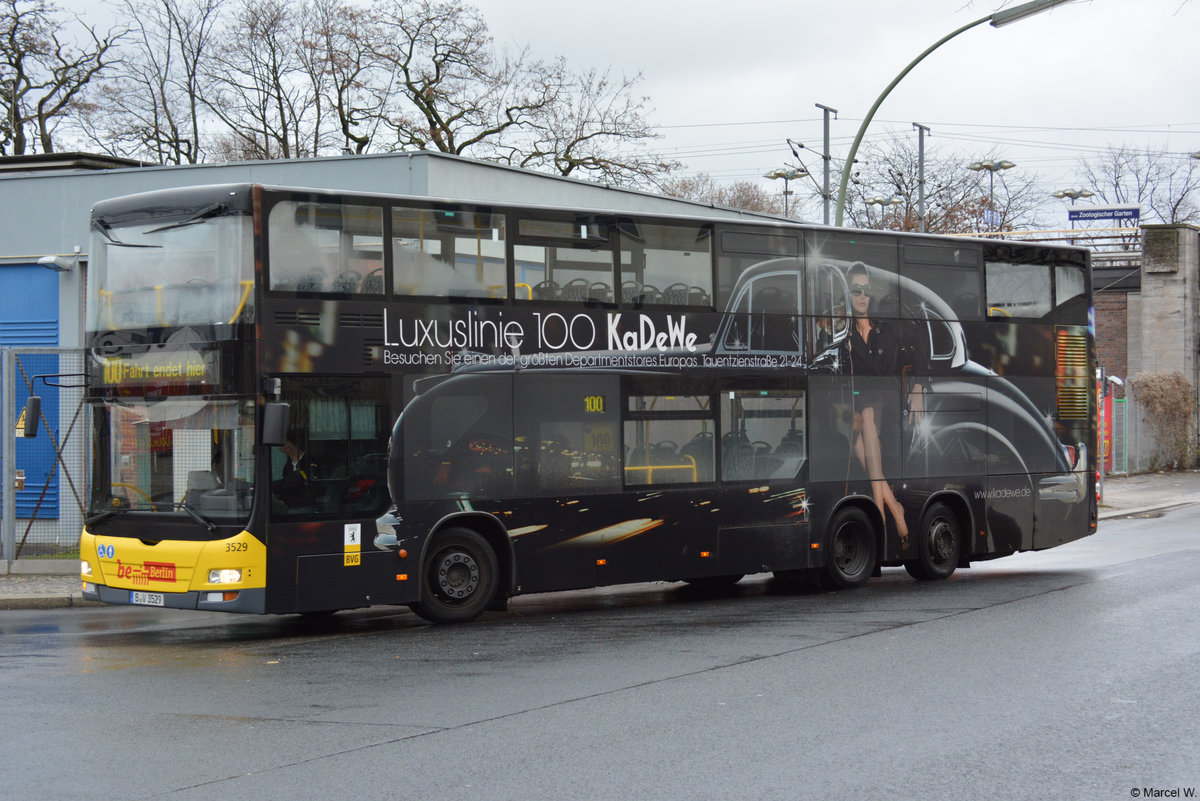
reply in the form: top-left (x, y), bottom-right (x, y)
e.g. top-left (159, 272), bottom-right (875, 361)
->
top-left (720, 271), bottom-right (802, 354)
top-left (721, 390), bottom-right (806, 481)
top-left (618, 222), bottom-right (713, 308)
top-left (1055, 263), bottom-right (1088, 325)
top-left (900, 245), bottom-right (983, 322)
top-left (623, 394), bottom-right (715, 485)
top-left (986, 261), bottom-right (1052, 321)
top-left (393, 206), bottom-right (507, 299)
top-left (396, 374), bottom-right (514, 501)
top-left (272, 377), bottom-right (392, 517)
top-left (268, 201), bottom-right (383, 295)
top-left (513, 374), bottom-right (621, 495)
top-left (806, 262), bottom-right (849, 357)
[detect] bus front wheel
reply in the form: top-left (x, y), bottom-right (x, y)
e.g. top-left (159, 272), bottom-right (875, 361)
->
top-left (823, 507), bottom-right (877, 589)
top-left (411, 527), bottom-right (498, 624)
top-left (904, 501), bottom-right (961, 581)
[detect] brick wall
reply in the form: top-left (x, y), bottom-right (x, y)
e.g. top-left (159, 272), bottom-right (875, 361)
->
top-left (1093, 290), bottom-right (1129, 397)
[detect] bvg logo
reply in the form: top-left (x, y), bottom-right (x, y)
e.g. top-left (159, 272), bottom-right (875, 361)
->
top-left (114, 559), bottom-right (177, 585)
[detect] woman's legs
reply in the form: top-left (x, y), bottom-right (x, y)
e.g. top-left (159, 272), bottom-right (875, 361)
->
top-left (859, 407), bottom-right (909, 538)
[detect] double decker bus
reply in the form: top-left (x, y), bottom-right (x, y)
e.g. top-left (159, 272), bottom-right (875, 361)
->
top-left (70, 183), bottom-right (1096, 622)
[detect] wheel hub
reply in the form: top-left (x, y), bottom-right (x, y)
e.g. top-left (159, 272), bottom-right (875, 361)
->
top-left (834, 529), bottom-right (861, 569)
top-left (929, 520), bottom-right (954, 562)
top-left (434, 551), bottom-right (480, 600)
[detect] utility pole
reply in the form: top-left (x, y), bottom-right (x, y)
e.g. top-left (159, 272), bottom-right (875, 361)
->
top-left (913, 122), bottom-right (930, 233)
top-left (816, 104), bottom-right (838, 225)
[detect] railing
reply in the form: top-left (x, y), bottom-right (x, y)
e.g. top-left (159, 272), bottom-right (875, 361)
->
top-left (1, 347), bottom-right (89, 569)
top-left (948, 226), bottom-right (1141, 247)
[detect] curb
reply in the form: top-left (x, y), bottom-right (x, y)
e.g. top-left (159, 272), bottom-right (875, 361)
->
top-left (0, 594), bottom-right (103, 611)
top-left (1097, 500), bottom-right (1198, 521)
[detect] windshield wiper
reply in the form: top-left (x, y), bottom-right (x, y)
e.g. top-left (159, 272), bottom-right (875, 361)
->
top-left (85, 507), bottom-right (131, 527)
top-left (178, 501), bottom-right (218, 534)
top-left (143, 203), bottom-right (227, 235)
top-left (88, 501), bottom-right (218, 533)
top-left (93, 219), bottom-right (159, 249)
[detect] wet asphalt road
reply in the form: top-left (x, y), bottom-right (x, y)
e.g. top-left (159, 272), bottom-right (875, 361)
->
top-left (2, 506), bottom-right (1198, 801)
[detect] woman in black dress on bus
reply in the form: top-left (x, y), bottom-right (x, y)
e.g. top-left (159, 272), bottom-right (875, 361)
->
top-left (843, 262), bottom-right (927, 540)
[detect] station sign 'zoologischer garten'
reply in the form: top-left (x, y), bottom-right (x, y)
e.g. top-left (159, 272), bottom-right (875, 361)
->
top-left (1067, 205), bottom-right (1140, 224)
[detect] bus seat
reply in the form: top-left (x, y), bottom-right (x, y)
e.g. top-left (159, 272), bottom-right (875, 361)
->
top-left (560, 278), bottom-right (590, 302)
top-left (679, 432), bottom-right (714, 481)
top-left (184, 470), bottom-right (219, 509)
top-left (331, 271), bottom-right (361, 293)
top-left (776, 429), bottom-right (805, 455)
top-left (662, 283), bottom-right (689, 305)
top-left (187, 470), bottom-right (219, 490)
top-left (533, 280), bottom-right (560, 300)
top-left (588, 282), bottom-right (613, 303)
top-left (361, 268), bottom-right (384, 295)
top-left (296, 270), bottom-right (325, 292)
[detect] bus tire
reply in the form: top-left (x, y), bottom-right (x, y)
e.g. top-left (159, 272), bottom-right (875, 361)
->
top-left (904, 501), bottom-right (961, 581)
top-left (410, 527), bottom-right (498, 624)
top-left (823, 506), bottom-right (876, 589)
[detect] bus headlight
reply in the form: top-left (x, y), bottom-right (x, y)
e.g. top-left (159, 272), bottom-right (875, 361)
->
top-left (208, 569), bottom-right (242, 584)
top-left (81, 560), bottom-right (93, 577)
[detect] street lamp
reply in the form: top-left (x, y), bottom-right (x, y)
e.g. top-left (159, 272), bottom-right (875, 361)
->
top-left (969, 159), bottom-right (1015, 231)
top-left (834, 0), bottom-right (1083, 226)
top-left (865, 195), bottom-right (902, 227)
top-left (1052, 188), bottom-right (1095, 231)
top-left (1052, 188), bottom-right (1095, 203)
top-left (764, 167), bottom-right (809, 216)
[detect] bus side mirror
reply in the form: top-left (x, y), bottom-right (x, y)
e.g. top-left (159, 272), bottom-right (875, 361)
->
top-left (21, 396), bottom-right (41, 438)
top-left (262, 402), bottom-right (289, 446)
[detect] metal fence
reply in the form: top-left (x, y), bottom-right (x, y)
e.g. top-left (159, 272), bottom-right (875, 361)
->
top-left (1, 347), bottom-right (89, 568)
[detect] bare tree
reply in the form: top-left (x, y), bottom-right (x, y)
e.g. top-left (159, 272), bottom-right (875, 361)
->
top-left (50, 0), bottom-right (671, 178)
top-left (81, 0), bottom-right (223, 163)
top-left (1078, 145), bottom-right (1200, 225)
top-left (367, 0), bottom-right (670, 185)
top-left (302, 0), bottom-right (387, 154)
top-left (508, 67), bottom-right (676, 186)
top-left (203, 0), bottom-right (322, 160)
top-left (1, 0), bottom-right (121, 155)
top-left (837, 136), bottom-right (1045, 233)
top-left (659, 171), bottom-right (785, 215)
top-left (369, 0), bottom-right (561, 156)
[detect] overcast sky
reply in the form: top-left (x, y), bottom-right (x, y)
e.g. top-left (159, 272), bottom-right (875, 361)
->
top-left (70, 0), bottom-right (1199, 224)
top-left (466, 0), bottom-right (1198, 223)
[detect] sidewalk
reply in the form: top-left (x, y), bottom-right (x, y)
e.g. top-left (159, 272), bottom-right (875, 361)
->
top-left (3, 470), bottom-right (1199, 611)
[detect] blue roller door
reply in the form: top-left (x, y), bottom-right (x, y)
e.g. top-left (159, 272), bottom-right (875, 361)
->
top-left (1, 264), bottom-right (60, 518)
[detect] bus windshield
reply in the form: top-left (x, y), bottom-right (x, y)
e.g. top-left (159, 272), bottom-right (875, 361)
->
top-left (87, 207), bottom-right (254, 331)
top-left (90, 396), bottom-right (256, 528)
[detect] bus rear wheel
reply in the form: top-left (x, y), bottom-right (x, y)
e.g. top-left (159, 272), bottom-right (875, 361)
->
top-left (823, 507), bottom-right (876, 589)
top-left (904, 501), bottom-right (961, 581)
top-left (411, 527), bottom-right (498, 624)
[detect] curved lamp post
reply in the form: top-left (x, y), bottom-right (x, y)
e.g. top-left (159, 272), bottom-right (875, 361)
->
top-left (834, 0), bottom-right (1081, 226)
